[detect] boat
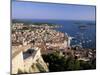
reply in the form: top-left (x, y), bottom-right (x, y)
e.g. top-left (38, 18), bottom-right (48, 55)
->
top-left (78, 25), bottom-right (88, 29)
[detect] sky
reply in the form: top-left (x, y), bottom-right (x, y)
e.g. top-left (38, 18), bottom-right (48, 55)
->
top-left (12, 1), bottom-right (96, 21)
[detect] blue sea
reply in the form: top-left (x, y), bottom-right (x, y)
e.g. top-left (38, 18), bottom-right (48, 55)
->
top-left (20, 19), bottom-right (96, 49)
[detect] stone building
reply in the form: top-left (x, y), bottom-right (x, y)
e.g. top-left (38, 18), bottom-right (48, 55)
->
top-left (12, 46), bottom-right (49, 74)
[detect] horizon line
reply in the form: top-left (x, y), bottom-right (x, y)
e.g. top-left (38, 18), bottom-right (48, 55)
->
top-left (12, 18), bottom-right (96, 21)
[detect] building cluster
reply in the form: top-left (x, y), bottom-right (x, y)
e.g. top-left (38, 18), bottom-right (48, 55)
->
top-left (71, 46), bottom-right (96, 61)
top-left (12, 23), bottom-right (69, 53)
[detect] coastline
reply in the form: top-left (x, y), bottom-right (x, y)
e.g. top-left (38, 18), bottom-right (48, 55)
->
top-left (11, 22), bottom-right (96, 74)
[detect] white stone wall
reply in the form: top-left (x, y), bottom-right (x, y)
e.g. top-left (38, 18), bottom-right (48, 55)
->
top-left (12, 47), bottom-right (49, 74)
top-left (12, 51), bottom-right (24, 74)
top-left (24, 57), bottom-right (33, 73)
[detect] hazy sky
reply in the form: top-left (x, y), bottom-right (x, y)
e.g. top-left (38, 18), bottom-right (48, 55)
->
top-left (12, 1), bottom-right (96, 21)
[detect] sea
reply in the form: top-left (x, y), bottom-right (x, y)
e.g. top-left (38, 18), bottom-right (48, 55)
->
top-left (15, 19), bottom-right (96, 49)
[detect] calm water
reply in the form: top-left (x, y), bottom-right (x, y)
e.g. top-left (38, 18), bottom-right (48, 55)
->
top-left (20, 19), bottom-right (96, 49)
